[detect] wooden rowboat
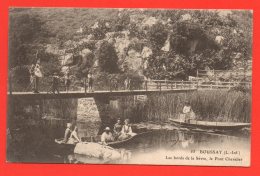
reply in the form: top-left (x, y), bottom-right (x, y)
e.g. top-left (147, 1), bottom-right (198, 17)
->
top-left (54, 132), bottom-right (146, 150)
top-left (169, 118), bottom-right (251, 131)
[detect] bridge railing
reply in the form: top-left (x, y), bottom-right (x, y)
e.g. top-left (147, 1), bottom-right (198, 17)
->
top-left (149, 80), bottom-right (252, 90)
top-left (8, 75), bottom-right (251, 94)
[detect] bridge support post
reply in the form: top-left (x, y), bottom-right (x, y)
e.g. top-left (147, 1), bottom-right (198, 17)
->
top-left (84, 78), bottom-right (87, 94)
top-left (94, 95), bottom-right (111, 134)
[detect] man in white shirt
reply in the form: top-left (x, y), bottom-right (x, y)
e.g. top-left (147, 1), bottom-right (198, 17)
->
top-left (101, 127), bottom-right (114, 145)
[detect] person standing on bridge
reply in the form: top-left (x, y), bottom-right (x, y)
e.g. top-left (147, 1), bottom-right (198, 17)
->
top-left (124, 77), bottom-right (131, 90)
top-left (51, 72), bottom-right (60, 94)
top-left (64, 69), bottom-right (71, 93)
top-left (124, 77), bottom-right (129, 90)
top-left (33, 60), bottom-right (43, 93)
top-left (87, 72), bottom-right (94, 92)
top-left (28, 63), bottom-right (35, 91)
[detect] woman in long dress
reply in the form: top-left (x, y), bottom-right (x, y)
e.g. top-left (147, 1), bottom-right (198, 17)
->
top-left (118, 119), bottom-right (136, 141)
top-left (67, 126), bottom-right (81, 144)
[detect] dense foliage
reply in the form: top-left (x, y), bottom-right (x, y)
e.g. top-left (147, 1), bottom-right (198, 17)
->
top-left (95, 41), bottom-right (119, 73)
top-left (9, 8), bottom-right (252, 89)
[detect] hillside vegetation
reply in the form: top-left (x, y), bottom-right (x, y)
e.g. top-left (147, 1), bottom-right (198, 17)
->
top-left (9, 8), bottom-right (252, 89)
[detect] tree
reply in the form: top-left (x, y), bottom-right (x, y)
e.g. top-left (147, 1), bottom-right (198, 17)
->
top-left (147, 23), bottom-right (168, 52)
top-left (9, 13), bottom-right (45, 68)
top-left (92, 28), bottom-right (106, 40)
top-left (95, 41), bottom-right (119, 73)
top-left (128, 23), bottom-right (146, 39)
top-left (112, 12), bottom-right (131, 32)
top-left (9, 12), bottom-right (53, 89)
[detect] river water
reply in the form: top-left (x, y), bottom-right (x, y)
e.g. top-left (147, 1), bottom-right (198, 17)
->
top-left (50, 123), bottom-right (250, 166)
top-left (7, 121), bottom-right (250, 166)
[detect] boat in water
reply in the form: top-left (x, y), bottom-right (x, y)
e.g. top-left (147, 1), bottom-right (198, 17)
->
top-left (54, 133), bottom-right (141, 161)
top-left (54, 132), bottom-right (146, 150)
top-left (169, 118), bottom-right (251, 132)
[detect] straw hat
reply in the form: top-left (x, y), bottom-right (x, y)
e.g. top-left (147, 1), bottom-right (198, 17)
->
top-left (67, 123), bottom-right (72, 128)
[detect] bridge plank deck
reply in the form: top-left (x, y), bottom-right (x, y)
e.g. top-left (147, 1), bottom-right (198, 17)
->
top-left (8, 89), bottom-right (197, 99)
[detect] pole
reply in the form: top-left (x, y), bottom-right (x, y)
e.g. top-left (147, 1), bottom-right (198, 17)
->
top-left (110, 79), bottom-right (112, 92)
top-left (84, 78), bottom-right (87, 94)
top-left (196, 69), bottom-right (199, 90)
top-left (213, 69), bottom-right (215, 81)
top-left (9, 75), bottom-right (12, 95)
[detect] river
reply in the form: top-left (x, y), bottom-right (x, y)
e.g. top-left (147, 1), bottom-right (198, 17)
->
top-left (50, 122), bottom-right (250, 166)
top-left (7, 120), bottom-right (250, 166)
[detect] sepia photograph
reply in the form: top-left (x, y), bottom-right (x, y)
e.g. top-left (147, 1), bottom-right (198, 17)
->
top-left (7, 8), bottom-right (252, 166)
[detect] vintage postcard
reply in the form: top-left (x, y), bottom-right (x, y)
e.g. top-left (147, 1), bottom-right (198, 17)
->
top-left (7, 8), bottom-right (252, 166)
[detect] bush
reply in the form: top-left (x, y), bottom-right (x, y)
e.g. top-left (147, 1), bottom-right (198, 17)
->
top-left (229, 84), bottom-right (251, 93)
top-left (95, 41), bottom-right (119, 73)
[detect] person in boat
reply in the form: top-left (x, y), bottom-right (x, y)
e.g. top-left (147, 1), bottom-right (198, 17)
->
top-left (113, 119), bottom-right (122, 140)
top-left (67, 126), bottom-right (81, 144)
top-left (182, 102), bottom-right (196, 122)
top-left (63, 123), bottom-right (72, 143)
top-left (118, 119), bottom-right (136, 141)
top-left (101, 127), bottom-right (114, 145)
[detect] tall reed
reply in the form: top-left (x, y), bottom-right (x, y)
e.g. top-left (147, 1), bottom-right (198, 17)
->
top-left (120, 90), bottom-right (251, 123)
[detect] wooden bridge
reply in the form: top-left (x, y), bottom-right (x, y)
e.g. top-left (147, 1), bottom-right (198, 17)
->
top-left (8, 79), bottom-right (251, 100)
top-left (8, 88), bottom-right (197, 100)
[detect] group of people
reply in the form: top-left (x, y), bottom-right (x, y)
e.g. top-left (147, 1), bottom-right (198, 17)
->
top-left (29, 60), bottom-right (64, 94)
top-left (60, 103), bottom-right (194, 146)
top-left (29, 61), bottom-right (132, 94)
top-left (101, 119), bottom-right (136, 145)
top-left (61, 119), bottom-right (135, 146)
top-left (28, 61), bottom-right (94, 94)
